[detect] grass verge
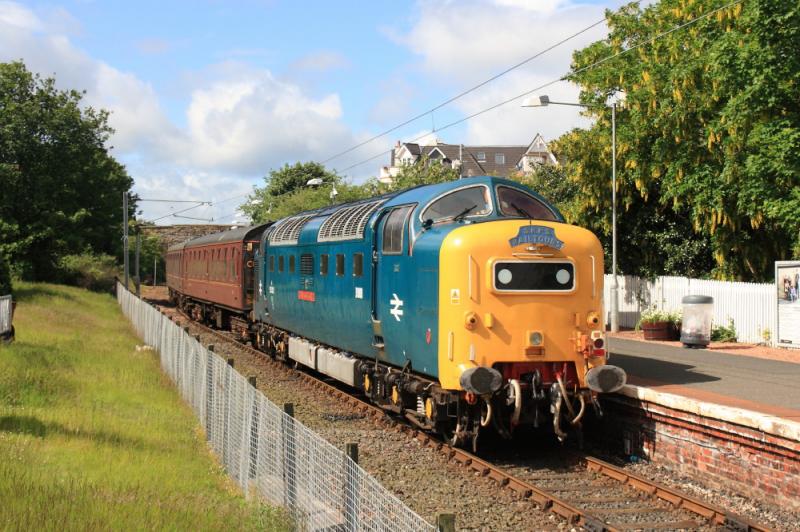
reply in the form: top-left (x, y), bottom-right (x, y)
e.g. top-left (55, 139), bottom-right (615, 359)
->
top-left (0, 282), bottom-right (288, 530)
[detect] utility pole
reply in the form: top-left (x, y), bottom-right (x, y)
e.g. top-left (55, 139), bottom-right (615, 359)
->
top-left (123, 191), bottom-right (129, 289)
top-left (135, 229), bottom-right (141, 297)
top-left (610, 102), bottom-right (619, 333)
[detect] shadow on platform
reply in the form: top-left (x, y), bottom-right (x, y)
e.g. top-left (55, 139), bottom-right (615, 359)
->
top-left (610, 353), bottom-right (721, 386)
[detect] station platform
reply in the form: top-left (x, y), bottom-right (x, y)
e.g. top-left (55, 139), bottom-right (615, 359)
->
top-left (608, 335), bottom-right (800, 423)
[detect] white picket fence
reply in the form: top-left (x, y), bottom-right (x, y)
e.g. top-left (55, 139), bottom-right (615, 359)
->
top-left (603, 274), bottom-right (775, 344)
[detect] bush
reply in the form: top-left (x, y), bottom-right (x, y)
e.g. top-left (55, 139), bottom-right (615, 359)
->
top-left (0, 253), bottom-right (11, 295)
top-left (58, 253), bottom-right (120, 292)
top-left (711, 318), bottom-right (737, 343)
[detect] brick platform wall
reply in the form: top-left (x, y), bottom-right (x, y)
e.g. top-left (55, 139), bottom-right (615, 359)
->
top-left (595, 395), bottom-right (800, 512)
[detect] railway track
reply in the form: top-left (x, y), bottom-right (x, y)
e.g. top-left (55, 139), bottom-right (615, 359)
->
top-left (163, 304), bottom-right (769, 532)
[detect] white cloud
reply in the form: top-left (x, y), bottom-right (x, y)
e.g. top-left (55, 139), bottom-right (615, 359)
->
top-left (391, 0), bottom-right (611, 145)
top-left (290, 50), bottom-right (349, 72)
top-left (0, 2), bottom-right (366, 222)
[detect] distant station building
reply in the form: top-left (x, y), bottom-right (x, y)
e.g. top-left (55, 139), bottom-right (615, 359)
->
top-left (378, 133), bottom-right (557, 185)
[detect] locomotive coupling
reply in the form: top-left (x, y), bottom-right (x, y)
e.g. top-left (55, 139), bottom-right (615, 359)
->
top-left (459, 366), bottom-right (503, 395)
top-left (585, 365), bottom-right (627, 393)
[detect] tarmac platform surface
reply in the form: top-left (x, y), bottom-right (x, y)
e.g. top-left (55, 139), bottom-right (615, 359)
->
top-left (608, 337), bottom-right (800, 423)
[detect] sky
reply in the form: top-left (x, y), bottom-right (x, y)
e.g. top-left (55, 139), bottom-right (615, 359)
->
top-left (1, 0), bottom-right (622, 224)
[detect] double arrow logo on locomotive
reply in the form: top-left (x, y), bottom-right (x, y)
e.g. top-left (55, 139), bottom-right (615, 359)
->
top-left (390, 293), bottom-right (404, 321)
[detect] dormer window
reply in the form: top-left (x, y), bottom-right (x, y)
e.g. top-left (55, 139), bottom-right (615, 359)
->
top-left (477, 151), bottom-right (486, 162)
top-left (495, 153), bottom-right (505, 165)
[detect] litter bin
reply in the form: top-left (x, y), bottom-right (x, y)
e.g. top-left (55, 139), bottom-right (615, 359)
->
top-left (680, 295), bottom-right (713, 348)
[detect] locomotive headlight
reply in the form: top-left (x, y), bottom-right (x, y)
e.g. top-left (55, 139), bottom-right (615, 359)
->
top-left (529, 331), bottom-right (543, 346)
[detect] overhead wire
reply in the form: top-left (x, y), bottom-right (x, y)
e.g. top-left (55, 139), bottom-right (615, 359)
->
top-left (337, 0), bottom-right (743, 175)
top-left (320, 16), bottom-right (607, 165)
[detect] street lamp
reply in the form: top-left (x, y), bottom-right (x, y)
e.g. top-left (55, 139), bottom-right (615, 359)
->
top-left (522, 94), bottom-right (620, 333)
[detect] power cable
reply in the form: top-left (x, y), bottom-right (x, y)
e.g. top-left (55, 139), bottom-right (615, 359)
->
top-left (338, 0), bottom-right (743, 175)
top-left (321, 17), bottom-right (607, 165)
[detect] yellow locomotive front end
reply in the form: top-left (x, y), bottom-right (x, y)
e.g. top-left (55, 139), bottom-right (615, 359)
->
top-left (437, 219), bottom-right (626, 441)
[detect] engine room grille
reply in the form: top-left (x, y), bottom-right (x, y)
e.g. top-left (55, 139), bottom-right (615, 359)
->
top-left (269, 215), bottom-right (314, 245)
top-left (317, 200), bottom-right (385, 242)
top-left (300, 253), bottom-right (314, 276)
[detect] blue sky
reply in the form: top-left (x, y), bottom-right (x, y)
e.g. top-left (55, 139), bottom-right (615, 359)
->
top-left (1, 0), bottom-right (620, 223)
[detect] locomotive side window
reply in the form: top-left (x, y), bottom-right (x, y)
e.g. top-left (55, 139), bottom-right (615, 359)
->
top-left (336, 254), bottom-right (345, 276)
top-left (420, 186), bottom-right (491, 224)
top-left (353, 253), bottom-right (363, 277)
top-left (496, 186), bottom-right (558, 221)
top-left (320, 254), bottom-right (329, 275)
top-left (269, 255), bottom-right (275, 272)
top-left (289, 255), bottom-right (296, 273)
top-left (279, 255), bottom-right (285, 273)
top-left (382, 205), bottom-right (413, 254)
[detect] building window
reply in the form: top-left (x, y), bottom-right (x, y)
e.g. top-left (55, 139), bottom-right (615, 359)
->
top-left (289, 255), bottom-right (296, 273)
top-left (336, 254), bottom-right (345, 276)
top-left (477, 151), bottom-right (486, 162)
top-left (269, 255), bottom-right (275, 272)
top-left (279, 255), bottom-right (285, 273)
top-left (320, 254), bottom-right (329, 275)
top-left (495, 153), bottom-right (505, 165)
top-left (300, 253), bottom-right (314, 276)
top-left (353, 253), bottom-right (363, 277)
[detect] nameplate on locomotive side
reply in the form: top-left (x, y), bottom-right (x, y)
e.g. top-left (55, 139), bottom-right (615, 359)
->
top-left (509, 225), bottom-right (564, 249)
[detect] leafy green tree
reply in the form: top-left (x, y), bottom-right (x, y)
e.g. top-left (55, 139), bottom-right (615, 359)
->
top-left (0, 61), bottom-right (133, 281)
top-left (558, 0), bottom-right (800, 281)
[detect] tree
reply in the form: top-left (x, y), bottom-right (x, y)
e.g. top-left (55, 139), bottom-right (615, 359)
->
top-left (388, 155), bottom-right (460, 190)
top-left (242, 162), bottom-right (346, 223)
top-left (0, 61), bottom-right (134, 281)
top-left (557, 0), bottom-right (800, 281)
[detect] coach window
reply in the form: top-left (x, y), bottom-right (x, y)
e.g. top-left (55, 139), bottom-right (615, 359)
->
top-left (289, 255), bottom-right (296, 274)
top-left (382, 205), bottom-right (413, 254)
top-left (279, 255), bottom-right (285, 273)
top-left (269, 255), bottom-right (275, 272)
top-left (320, 254), bottom-right (329, 275)
top-left (353, 253), bottom-right (364, 277)
top-left (336, 254), bottom-right (345, 276)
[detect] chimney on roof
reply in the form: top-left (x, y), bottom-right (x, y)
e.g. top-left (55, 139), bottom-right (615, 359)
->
top-left (395, 140), bottom-right (401, 147)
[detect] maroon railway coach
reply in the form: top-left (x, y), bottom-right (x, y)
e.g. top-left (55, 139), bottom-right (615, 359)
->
top-left (166, 224), bottom-right (270, 338)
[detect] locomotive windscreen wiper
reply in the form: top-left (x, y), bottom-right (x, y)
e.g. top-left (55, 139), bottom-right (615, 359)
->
top-left (510, 202), bottom-right (531, 219)
top-left (453, 204), bottom-right (478, 222)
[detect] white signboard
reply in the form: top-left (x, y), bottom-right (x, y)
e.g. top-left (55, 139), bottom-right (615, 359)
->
top-left (776, 261), bottom-right (800, 349)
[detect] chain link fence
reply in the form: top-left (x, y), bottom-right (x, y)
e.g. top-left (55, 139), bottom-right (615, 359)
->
top-left (117, 283), bottom-right (435, 532)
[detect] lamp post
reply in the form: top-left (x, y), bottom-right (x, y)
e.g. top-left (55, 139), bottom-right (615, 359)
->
top-left (522, 94), bottom-right (620, 332)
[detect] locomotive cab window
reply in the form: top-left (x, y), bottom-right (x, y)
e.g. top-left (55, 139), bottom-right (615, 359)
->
top-left (420, 185), bottom-right (491, 224)
top-left (353, 253), bottom-right (363, 277)
top-left (320, 254), bottom-right (329, 275)
top-left (336, 254), bottom-right (345, 276)
top-left (382, 205), bottom-right (413, 254)
top-left (496, 186), bottom-right (558, 221)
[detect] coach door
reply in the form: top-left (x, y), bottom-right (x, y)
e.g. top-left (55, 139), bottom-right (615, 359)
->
top-left (373, 205), bottom-right (416, 367)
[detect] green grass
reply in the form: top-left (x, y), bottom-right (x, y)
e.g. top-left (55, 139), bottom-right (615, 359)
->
top-left (0, 282), bottom-right (288, 531)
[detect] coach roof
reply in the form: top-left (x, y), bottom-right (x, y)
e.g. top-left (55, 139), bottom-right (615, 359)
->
top-left (167, 223), bottom-right (271, 252)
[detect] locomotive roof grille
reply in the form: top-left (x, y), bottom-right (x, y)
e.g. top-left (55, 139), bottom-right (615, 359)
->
top-left (269, 215), bottom-right (314, 245)
top-left (318, 199), bottom-right (385, 242)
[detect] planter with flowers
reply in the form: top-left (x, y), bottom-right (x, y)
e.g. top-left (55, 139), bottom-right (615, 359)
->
top-left (636, 308), bottom-right (681, 341)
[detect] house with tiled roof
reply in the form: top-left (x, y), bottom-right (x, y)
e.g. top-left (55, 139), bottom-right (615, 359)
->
top-left (379, 133), bottom-right (557, 184)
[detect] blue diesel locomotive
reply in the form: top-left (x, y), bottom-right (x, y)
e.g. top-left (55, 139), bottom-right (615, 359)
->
top-left (249, 176), bottom-right (626, 448)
